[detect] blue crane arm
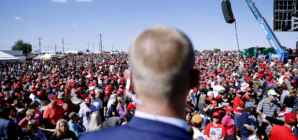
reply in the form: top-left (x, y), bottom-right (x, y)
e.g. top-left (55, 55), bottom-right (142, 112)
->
top-left (246, 0), bottom-right (288, 62)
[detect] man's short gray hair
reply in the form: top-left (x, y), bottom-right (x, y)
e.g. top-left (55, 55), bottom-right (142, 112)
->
top-left (129, 25), bottom-right (195, 102)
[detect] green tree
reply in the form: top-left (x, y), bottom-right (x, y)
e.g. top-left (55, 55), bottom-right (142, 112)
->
top-left (214, 48), bottom-right (220, 52)
top-left (11, 40), bottom-right (32, 55)
top-left (86, 49), bottom-right (90, 52)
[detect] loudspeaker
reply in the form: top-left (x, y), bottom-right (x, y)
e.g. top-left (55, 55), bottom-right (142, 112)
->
top-left (222, 0), bottom-right (235, 23)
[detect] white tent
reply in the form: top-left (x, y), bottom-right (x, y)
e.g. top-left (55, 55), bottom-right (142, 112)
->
top-left (41, 54), bottom-right (52, 59)
top-left (33, 55), bottom-right (43, 60)
top-left (0, 51), bottom-right (20, 65)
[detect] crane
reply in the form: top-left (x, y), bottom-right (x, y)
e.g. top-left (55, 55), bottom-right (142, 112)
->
top-left (245, 0), bottom-right (289, 62)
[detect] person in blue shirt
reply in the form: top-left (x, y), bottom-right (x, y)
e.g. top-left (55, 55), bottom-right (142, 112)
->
top-left (0, 107), bottom-right (19, 140)
top-left (68, 112), bottom-right (85, 137)
top-left (240, 102), bottom-right (258, 140)
top-left (294, 71), bottom-right (298, 84)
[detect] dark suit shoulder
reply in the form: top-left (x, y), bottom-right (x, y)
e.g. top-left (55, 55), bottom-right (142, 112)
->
top-left (79, 117), bottom-right (192, 140)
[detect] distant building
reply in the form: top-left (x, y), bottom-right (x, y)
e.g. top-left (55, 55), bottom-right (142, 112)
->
top-left (31, 51), bottom-right (58, 55)
top-left (66, 50), bottom-right (83, 55)
top-left (0, 50), bottom-right (23, 56)
top-left (110, 50), bottom-right (121, 54)
top-left (0, 51), bottom-right (21, 65)
top-left (0, 50), bottom-right (25, 62)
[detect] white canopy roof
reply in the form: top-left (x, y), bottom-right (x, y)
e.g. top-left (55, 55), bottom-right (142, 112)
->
top-left (0, 51), bottom-right (20, 61)
top-left (41, 54), bottom-right (52, 58)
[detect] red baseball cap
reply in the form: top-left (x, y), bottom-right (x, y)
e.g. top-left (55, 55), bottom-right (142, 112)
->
top-left (222, 81), bottom-right (228, 85)
top-left (116, 90), bottom-right (122, 96)
top-left (85, 98), bottom-right (91, 104)
top-left (50, 95), bottom-right (57, 100)
top-left (127, 103), bottom-right (137, 111)
top-left (74, 89), bottom-right (79, 93)
top-left (225, 106), bottom-right (234, 113)
top-left (212, 112), bottom-right (220, 117)
top-left (207, 82), bottom-right (211, 86)
top-left (283, 76), bottom-right (289, 80)
top-left (229, 79), bottom-right (235, 83)
top-left (105, 89), bottom-right (110, 96)
top-left (30, 88), bottom-right (37, 92)
top-left (72, 82), bottom-right (77, 87)
top-left (37, 90), bottom-right (43, 97)
top-left (291, 79), bottom-right (296, 84)
top-left (90, 90), bottom-right (95, 95)
top-left (246, 87), bottom-right (252, 92)
top-left (285, 113), bottom-right (297, 124)
top-left (281, 69), bottom-right (285, 73)
top-left (236, 89), bottom-right (242, 94)
top-left (266, 76), bottom-right (271, 80)
top-left (120, 77), bottom-right (125, 84)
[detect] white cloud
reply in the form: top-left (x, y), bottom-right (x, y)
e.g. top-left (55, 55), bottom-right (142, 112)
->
top-left (76, 0), bottom-right (92, 2)
top-left (52, 0), bottom-right (67, 3)
top-left (15, 17), bottom-right (21, 20)
top-left (73, 24), bottom-right (77, 27)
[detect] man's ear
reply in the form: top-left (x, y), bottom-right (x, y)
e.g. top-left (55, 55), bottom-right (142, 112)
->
top-left (124, 69), bottom-right (135, 89)
top-left (189, 69), bottom-right (200, 89)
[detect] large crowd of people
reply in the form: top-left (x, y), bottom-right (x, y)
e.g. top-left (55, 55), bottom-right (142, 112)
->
top-left (1, 25), bottom-right (298, 140)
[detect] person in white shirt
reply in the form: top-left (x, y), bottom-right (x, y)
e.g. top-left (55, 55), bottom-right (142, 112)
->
top-left (213, 84), bottom-right (225, 98)
top-left (80, 90), bottom-right (103, 121)
top-left (192, 114), bottom-right (207, 140)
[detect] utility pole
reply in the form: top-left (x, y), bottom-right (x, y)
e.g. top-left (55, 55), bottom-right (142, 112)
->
top-left (39, 38), bottom-right (42, 55)
top-left (55, 44), bottom-right (57, 53)
top-left (100, 34), bottom-right (102, 53)
top-left (62, 38), bottom-right (64, 54)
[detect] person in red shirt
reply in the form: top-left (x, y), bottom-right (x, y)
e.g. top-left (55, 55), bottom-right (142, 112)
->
top-left (270, 113), bottom-right (298, 140)
top-left (43, 99), bottom-right (64, 129)
top-left (204, 112), bottom-right (227, 140)
top-left (233, 89), bottom-right (244, 135)
top-left (242, 87), bottom-right (252, 103)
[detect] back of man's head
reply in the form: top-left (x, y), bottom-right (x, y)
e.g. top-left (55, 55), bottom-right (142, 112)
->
top-left (129, 25), bottom-right (195, 103)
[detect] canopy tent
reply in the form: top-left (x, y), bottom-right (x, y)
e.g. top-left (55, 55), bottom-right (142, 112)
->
top-left (41, 54), bottom-right (52, 59)
top-left (0, 51), bottom-right (20, 61)
top-left (0, 51), bottom-right (21, 65)
top-left (33, 55), bottom-right (43, 60)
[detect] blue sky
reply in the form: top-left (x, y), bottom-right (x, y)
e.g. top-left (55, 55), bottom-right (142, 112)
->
top-left (0, 0), bottom-right (297, 52)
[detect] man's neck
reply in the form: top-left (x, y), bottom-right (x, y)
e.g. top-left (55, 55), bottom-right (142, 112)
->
top-left (285, 123), bottom-right (293, 129)
top-left (193, 126), bottom-right (201, 131)
top-left (137, 95), bottom-right (186, 119)
top-left (268, 98), bottom-right (272, 104)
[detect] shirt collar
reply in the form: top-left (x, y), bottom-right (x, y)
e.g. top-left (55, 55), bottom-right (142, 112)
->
top-left (134, 110), bottom-right (189, 132)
